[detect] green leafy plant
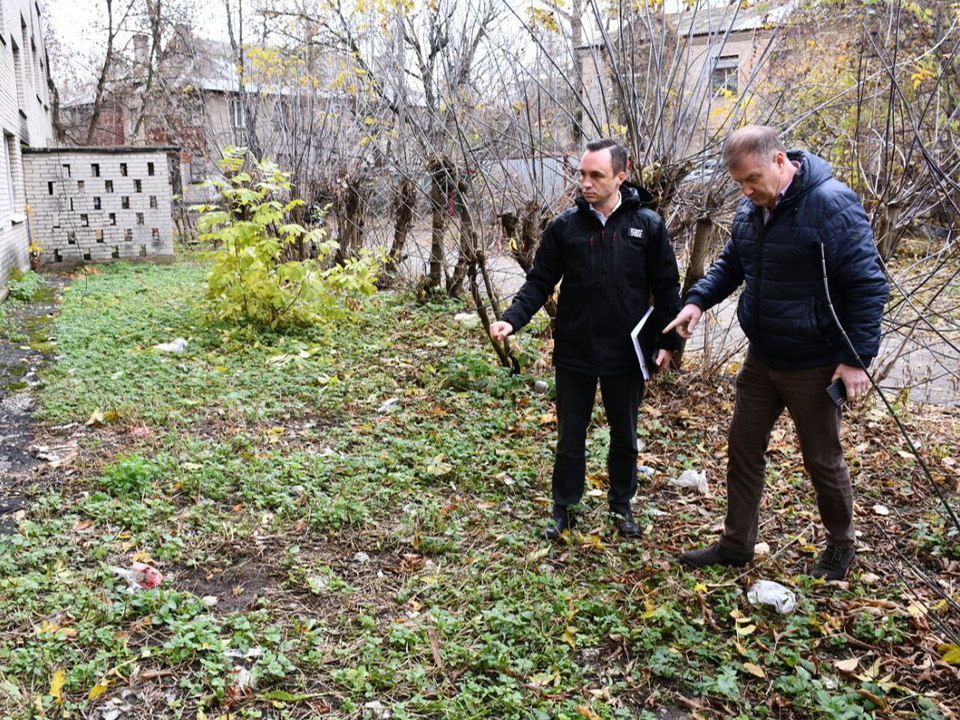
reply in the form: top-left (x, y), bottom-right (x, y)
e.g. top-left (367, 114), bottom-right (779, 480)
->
top-left (6, 269), bottom-right (43, 301)
top-left (99, 455), bottom-right (160, 498)
top-left (194, 147), bottom-right (381, 328)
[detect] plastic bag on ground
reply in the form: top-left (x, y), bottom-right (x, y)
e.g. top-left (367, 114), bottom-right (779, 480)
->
top-left (747, 580), bottom-right (797, 614)
top-left (153, 338), bottom-right (188, 353)
top-left (670, 469), bottom-right (709, 495)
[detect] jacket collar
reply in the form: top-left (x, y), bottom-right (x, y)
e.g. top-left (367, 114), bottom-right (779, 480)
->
top-left (574, 181), bottom-right (654, 216)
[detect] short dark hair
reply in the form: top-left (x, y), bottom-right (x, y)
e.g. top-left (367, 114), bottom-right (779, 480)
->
top-left (585, 138), bottom-right (628, 175)
top-left (722, 125), bottom-right (788, 168)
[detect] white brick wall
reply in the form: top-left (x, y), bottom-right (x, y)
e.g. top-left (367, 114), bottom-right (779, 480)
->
top-left (23, 148), bottom-right (177, 266)
top-left (0, 0), bottom-right (55, 288)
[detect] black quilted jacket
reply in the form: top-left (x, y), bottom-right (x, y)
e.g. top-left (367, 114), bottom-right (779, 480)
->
top-left (502, 183), bottom-right (682, 376)
top-left (686, 151), bottom-right (888, 370)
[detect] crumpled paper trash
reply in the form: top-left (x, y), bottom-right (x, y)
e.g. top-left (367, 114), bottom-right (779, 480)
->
top-left (153, 338), bottom-right (188, 353)
top-left (670, 469), bottom-right (709, 495)
top-left (747, 580), bottom-right (797, 614)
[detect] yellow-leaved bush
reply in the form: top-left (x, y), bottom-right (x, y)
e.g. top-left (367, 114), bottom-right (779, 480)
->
top-left (192, 148), bottom-right (382, 328)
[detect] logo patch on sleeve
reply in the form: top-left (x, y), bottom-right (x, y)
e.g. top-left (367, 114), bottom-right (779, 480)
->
top-left (628, 227), bottom-right (644, 239)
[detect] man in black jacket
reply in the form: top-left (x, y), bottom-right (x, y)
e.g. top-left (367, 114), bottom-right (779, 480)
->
top-left (490, 139), bottom-right (682, 540)
top-left (665, 125), bottom-right (888, 579)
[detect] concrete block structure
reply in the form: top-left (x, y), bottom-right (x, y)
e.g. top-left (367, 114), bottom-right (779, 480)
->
top-left (0, 0), bottom-right (55, 292)
top-left (23, 147), bottom-right (178, 266)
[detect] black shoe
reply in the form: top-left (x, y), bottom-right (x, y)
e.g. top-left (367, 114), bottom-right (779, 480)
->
top-left (680, 541), bottom-right (753, 569)
top-left (614, 510), bottom-right (640, 538)
top-left (542, 506), bottom-right (575, 541)
top-left (810, 545), bottom-right (856, 580)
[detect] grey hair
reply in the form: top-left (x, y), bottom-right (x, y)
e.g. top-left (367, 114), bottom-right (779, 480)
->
top-left (722, 125), bottom-right (787, 168)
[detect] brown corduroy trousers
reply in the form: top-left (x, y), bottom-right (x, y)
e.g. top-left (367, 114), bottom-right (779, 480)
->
top-left (719, 352), bottom-right (855, 555)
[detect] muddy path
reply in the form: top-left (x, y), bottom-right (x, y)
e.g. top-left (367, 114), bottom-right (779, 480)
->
top-left (0, 278), bottom-right (65, 534)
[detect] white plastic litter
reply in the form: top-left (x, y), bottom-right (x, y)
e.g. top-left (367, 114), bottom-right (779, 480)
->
top-left (377, 398), bottom-right (400, 414)
top-left (747, 580), bottom-right (797, 614)
top-left (153, 338), bottom-right (188, 353)
top-left (670, 469), bottom-right (709, 495)
top-left (453, 312), bottom-right (479, 326)
top-left (363, 700), bottom-right (391, 720)
top-left (533, 380), bottom-right (549, 394)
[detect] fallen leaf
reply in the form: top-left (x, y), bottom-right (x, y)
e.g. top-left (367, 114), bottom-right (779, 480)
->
top-left (872, 504), bottom-right (890, 516)
top-left (938, 643), bottom-right (960, 665)
top-left (88, 678), bottom-right (111, 700)
top-left (51, 669), bottom-right (66, 704)
top-left (86, 408), bottom-right (105, 427)
top-left (835, 657), bottom-right (859, 672)
top-left (576, 705), bottom-right (602, 720)
top-left (743, 662), bottom-right (765, 678)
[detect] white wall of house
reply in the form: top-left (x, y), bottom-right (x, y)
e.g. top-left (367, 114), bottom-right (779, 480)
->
top-left (0, 0), bottom-right (54, 293)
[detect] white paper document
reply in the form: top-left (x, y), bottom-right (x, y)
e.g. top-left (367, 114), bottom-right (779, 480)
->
top-left (630, 306), bottom-right (655, 381)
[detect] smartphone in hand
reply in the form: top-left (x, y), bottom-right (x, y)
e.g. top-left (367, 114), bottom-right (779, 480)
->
top-left (826, 378), bottom-right (847, 408)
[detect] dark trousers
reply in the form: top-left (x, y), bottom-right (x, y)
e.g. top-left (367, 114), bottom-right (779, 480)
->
top-left (553, 367), bottom-right (644, 514)
top-left (720, 352), bottom-right (855, 554)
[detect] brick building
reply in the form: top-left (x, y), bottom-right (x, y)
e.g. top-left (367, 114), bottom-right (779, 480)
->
top-left (0, 0), bottom-right (55, 294)
top-left (23, 146), bottom-right (177, 267)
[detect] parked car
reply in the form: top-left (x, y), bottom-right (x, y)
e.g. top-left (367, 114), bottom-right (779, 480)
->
top-left (682, 158), bottom-right (721, 184)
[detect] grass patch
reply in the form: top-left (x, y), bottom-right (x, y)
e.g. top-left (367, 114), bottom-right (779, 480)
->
top-left (0, 259), bottom-right (957, 719)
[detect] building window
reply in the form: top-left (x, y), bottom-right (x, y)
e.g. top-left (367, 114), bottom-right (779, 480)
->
top-left (147, 162), bottom-right (155, 176)
top-left (711, 55), bottom-right (739, 95)
top-left (120, 163), bottom-right (128, 176)
top-left (63, 164), bottom-right (70, 177)
top-left (80, 213), bottom-right (88, 226)
top-left (109, 213), bottom-right (116, 225)
top-left (136, 212), bottom-right (144, 225)
top-left (105, 179), bottom-right (114, 192)
top-left (3, 135), bottom-right (15, 215)
top-left (95, 229), bottom-right (104, 242)
top-left (93, 197), bottom-right (101, 209)
top-left (124, 228), bottom-right (133, 240)
top-left (149, 195), bottom-right (157, 209)
top-left (77, 180), bottom-right (84, 191)
top-left (152, 228), bottom-right (160, 242)
top-left (47, 181), bottom-right (54, 195)
top-left (11, 41), bottom-right (24, 110)
top-left (134, 179), bottom-right (142, 193)
top-left (229, 98), bottom-right (246, 129)
top-left (91, 163), bottom-right (100, 177)
top-left (121, 196), bottom-right (130, 209)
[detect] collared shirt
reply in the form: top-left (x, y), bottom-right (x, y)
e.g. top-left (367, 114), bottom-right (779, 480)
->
top-left (590, 191), bottom-right (622, 226)
top-left (763, 161), bottom-right (801, 225)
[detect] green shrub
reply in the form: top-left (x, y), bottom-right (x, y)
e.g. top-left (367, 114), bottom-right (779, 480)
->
top-left (193, 147), bottom-right (381, 328)
top-left (6, 269), bottom-right (42, 301)
top-left (99, 455), bottom-right (160, 498)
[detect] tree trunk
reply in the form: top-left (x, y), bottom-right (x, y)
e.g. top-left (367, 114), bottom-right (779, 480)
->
top-left (875, 201), bottom-right (904, 262)
top-left (674, 216), bottom-right (716, 365)
top-left (424, 157), bottom-right (451, 292)
top-left (385, 177), bottom-right (416, 276)
top-left (132, 0), bottom-right (162, 140)
top-left (335, 178), bottom-right (366, 266)
top-left (459, 179), bottom-right (519, 372)
top-left (86, 0), bottom-right (116, 145)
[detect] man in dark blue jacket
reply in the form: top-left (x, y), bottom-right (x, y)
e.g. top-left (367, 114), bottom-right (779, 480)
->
top-left (490, 139), bottom-right (683, 540)
top-left (665, 125), bottom-right (887, 580)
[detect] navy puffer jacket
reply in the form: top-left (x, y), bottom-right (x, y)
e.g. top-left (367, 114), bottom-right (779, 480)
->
top-left (502, 182), bottom-right (682, 376)
top-left (686, 151), bottom-right (887, 370)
